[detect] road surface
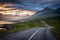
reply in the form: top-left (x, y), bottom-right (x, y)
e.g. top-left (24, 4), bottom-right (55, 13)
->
top-left (0, 21), bottom-right (56, 40)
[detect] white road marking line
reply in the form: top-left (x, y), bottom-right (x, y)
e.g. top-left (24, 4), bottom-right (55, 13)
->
top-left (28, 28), bottom-right (40, 40)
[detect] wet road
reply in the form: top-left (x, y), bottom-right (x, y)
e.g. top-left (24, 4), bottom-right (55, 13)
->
top-left (0, 21), bottom-right (56, 40)
top-left (0, 27), bottom-right (56, 40)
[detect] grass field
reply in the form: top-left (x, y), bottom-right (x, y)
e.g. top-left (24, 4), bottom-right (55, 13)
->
top-left (0, 20), bottom-right (45, 36)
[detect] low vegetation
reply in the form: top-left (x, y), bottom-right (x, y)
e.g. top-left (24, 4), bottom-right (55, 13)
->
top-left (0, 20), bottom-right (45, 36)
top-left (45, 16), bottom-right (60, 40)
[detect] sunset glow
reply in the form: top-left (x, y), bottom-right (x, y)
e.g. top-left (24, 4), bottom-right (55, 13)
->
top-left (0, 3), bottom-right (36, 16)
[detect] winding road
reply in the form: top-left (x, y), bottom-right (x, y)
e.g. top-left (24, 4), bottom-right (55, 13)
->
top-left (0, 21), bottom-right (56, 40)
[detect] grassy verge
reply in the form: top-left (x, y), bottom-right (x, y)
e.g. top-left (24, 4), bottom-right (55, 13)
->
top-left (45, 21), bottom-right (60, 28)
top-left (52, 28), bottom-right (60, 40)
top-left (0, 20), bottom-right (45, 36)
top-left (45, 20), bottom-right (60, 40)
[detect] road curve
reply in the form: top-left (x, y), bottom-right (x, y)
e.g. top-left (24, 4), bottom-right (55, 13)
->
top-left (0, 21), bottom-right (56, 40)
top-left (0, 27), bottom-right (56, 40)
top-left (1, 28), bottom-right (46, 40)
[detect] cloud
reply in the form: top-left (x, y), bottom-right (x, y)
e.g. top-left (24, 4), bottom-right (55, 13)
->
top-left (41, 0), bottom-right (60, 2)
top-left (0, 3), bottom-right (60, 11)
top-left (0, 0), bottom-right (60, 4)
top-left (0, 0), bottom-right (60, 11)
top-left (20, 0), bottom-right (60, 4)
top-left (0, 0), bottom-right (22, 4)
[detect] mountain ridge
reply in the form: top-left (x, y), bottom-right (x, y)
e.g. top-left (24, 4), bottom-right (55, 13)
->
top-left (31, 7), bottom-right (60, 19)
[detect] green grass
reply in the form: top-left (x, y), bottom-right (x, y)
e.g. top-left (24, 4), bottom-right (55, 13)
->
top-left (46, 21), bottom-right (60, 28)
top-left (46, 21), bottom-right (60, 40)
top-left (44, 16), bottom-right (60, 40)
top-left (45, 20), bottom-right (60, 40)
top-left (52, 28), bottom-right (60, 40)
top-left (44, 16), bottom-right (60, 21)
top-left (0, 20), bottom-right (45, 36)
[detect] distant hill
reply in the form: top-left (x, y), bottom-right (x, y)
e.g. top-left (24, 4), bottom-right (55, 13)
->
top-left (31, 7), bottom-right (54, 19)
top-left (31, 7), bottom-right (60, 20)
top-left (35, 7), bottom-right (54, 14)
top-left (55, 7), bottom-right (60, 13)
top-left (38, 7), bottom-right (53, 12)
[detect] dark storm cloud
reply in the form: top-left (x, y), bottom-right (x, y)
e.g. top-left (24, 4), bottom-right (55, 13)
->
top-left (0, 0), bottom-right (22, 4)
top-left (0, 0), bottom-right (60, 11)
top-left (0, 0), bottom-right (60, 4)
top-left (21, 0), bottom-right (60, 4)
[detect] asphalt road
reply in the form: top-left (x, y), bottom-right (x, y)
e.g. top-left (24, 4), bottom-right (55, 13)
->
top-left (0, 21), bottom-right (56, 40)
top-left (0, 28), bottom-right (56, 40)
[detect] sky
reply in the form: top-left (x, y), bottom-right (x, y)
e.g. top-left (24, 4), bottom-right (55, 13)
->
top-left (0, 0), bottom-right (60, 11)
top-left (0, 0), bottom-right (60, 21)
top-left (0, 0), bottom-right (60, 4)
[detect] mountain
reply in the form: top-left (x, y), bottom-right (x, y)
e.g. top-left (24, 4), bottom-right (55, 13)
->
top-left (40, 7), bottom-right (60, 19)
top-left (55, 7), bottom-right (60, 13)
top-left (31, 7), bottom-right (60, 19)
top-left (50, 7), bottom-right (60, 15)
top-left (35, 7), bottom-right (54, 14)
top-left (44, 7), bottom-right (60, 20)
top-left (31, 7), bottom-right (54, 19)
